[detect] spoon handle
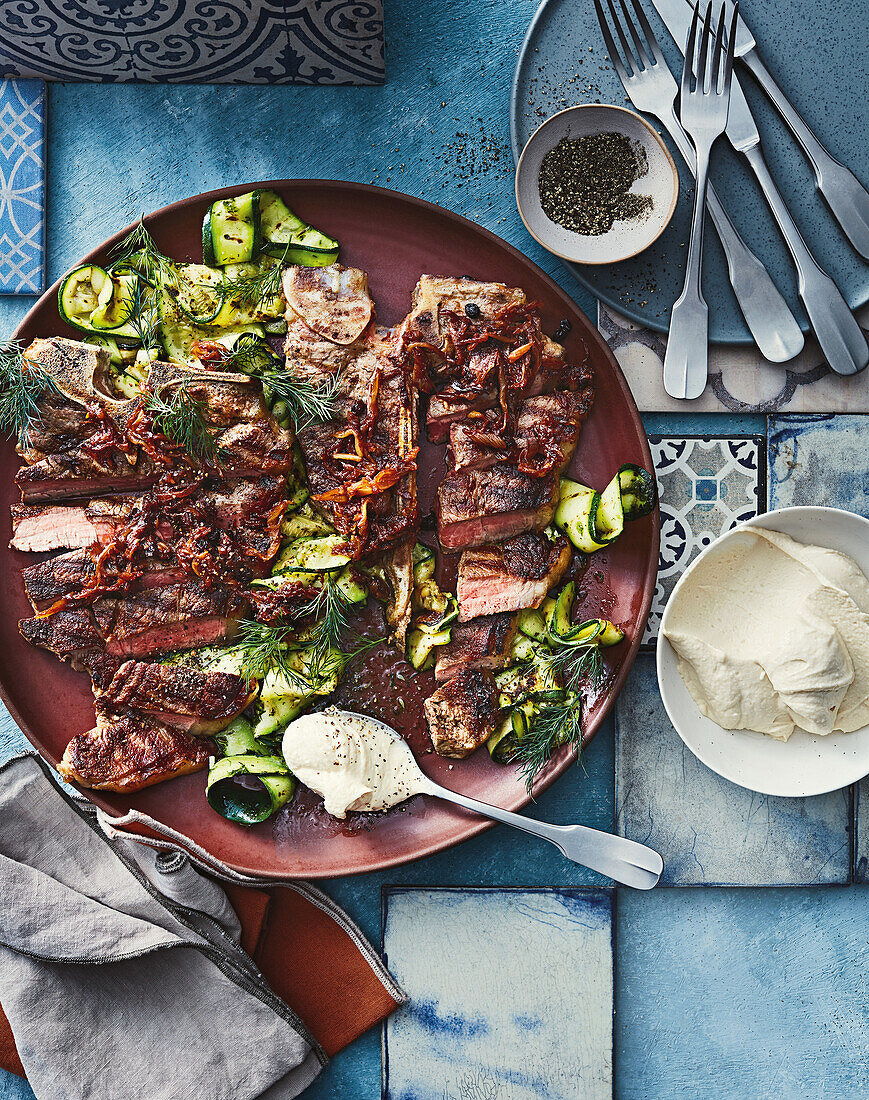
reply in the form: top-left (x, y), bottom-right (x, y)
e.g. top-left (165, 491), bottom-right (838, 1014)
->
top-left (421, 779), bottom-right (663, 890)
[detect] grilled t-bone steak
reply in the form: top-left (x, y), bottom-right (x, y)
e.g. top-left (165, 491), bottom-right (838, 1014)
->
top-left (11, 337), bottom-right (299, 791)
top-left (95, 660), bottom-right (255, 736)
top-left (457, 532), bottom-right (572, 621)
top-left (434, 612), bottom-right (518, 683)
top-left (423, 668), bottom-right (501, 758)
top-left (16, 339), bottom-right (293, 500)
top-left (283, 264), bottom-right (418, 559)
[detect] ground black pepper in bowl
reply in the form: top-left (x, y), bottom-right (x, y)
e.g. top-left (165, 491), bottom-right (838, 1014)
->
top-left (538, 131), bottom-right (653, 236)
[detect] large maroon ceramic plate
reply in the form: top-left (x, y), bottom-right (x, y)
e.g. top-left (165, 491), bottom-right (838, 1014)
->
top-left (1, 181), bottom-right (658, 878)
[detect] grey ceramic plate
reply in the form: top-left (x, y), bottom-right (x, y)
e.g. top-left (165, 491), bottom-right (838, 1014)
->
top-left (510, 0), bottom-right (869, 344)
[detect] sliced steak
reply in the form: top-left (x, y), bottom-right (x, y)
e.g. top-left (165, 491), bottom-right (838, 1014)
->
top-left (457, 532), bottom-right (572, 621)
top-left (58, 713), bottom-right (212, 792)
top-left (437, 465), bottom-right (560, 550)
top-left (21, 549), bottom-right (186, 611)
top-left (97, 660), bottom-right (255, 736)
top-left (434, 612), bottom-right (519, 682)
top-left (423, 667), bottom-right (501, 758)
top-left (104, 583), bottom-right (244, 658)
top-left (10, 497), bottom-right (137, 552)
top-left (18, 607), bottom-right (104, 661)
top-left (284, 265), bottom-right (418, 557)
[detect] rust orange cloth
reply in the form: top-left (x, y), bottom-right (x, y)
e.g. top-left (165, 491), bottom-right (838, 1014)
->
top-left (0, 882), bottom-right (398, 1078)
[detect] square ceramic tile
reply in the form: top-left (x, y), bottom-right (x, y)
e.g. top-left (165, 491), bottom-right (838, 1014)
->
top-left (644, 435), bottom-right (765, 644)
top-left (768, 413), bottom-right (869, 884)
top-left (382, 887), bottom-right (613, 1099)
top-left (600, 302), bottom-right (869, 413)
top-left (617, 887), bottom-right (869, 1097)
top-left (0, 2), bottom-right (384, 85)
top-left (0, 78), bottom-right (45, 295)
top-left (615, 656), bottom-right (852, 886)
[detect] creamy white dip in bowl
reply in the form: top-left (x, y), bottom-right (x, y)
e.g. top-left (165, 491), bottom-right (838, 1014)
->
top-left (657, 506), bottom-right (869, 797)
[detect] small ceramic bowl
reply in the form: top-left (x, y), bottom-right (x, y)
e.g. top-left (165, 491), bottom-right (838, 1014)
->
top-left (515, 104), bottom-right (679, 265)
top-left (657, 507), bottom-right (869, 798)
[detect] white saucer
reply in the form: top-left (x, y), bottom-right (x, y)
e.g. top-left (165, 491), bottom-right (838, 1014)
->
top-left (657, 506), bottom-right (869, 798)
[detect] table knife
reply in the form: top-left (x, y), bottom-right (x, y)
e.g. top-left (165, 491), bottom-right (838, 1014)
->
top-left (650, 0), bottom-right (869, 376)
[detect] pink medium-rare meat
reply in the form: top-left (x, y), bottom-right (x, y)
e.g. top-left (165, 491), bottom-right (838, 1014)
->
top-left (434, 612), bottom-right (519, 682)
top-left (96, 660), bottom-right (255, 737)
top-left (10, 497), bottom-right (139, 552)
top-left (423, 667), bottom-right (501, 758)
top-left (103, 583), bottom-right (244, 658)
top-left (436, 465), bottom-right (560, 550)
top-left (58, 713), bottom-right (212, 792)
top-left (21, 549), bottom-right (187, 611)
top-left (456, 532), bottom-right (572, 621)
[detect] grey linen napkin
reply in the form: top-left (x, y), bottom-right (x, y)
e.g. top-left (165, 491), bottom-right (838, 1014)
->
top-left (0, 754), bottom-right (325, 1100)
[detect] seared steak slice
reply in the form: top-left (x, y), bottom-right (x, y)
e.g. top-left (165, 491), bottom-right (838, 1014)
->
top-left (434, 612), bottom-right (519, 683)
top-left (437, 465), bottom-right (560, 550)
top-left (285, 264), bottom-right (373, 346)
top-left (97, 660), bottom-right (255, 736)
top-left (457, 533), bottom-right (571, 621)
top-left (449, 390), bottom-right (592, 474)
top-left (18, 607), bottom-right (104, 660)
top-left (16, 450), bottom-right (157, 502)
top-left (59, 713), bottom-right (212, 792)
top-left (21, 550), bottom-right (185, 611)
top-left (10, 498), bottom-right (138, 553)
top-left (423, 668), bottom-right (501, 758)
top-left (104, 583), bottom-right (244, 658)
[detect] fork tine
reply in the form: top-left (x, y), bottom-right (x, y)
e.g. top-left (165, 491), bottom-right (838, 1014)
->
top-left (602, 0), bottom-right (639, 77)
top-left (617, 0), bottom-right (651, 70)
top-left (681, 1), bottom-right (700, 100)
top-left (697, 1), bottom-right (713, 93)
top-left (722, 1), bottom-right (739, 97)
top-left (630, 0), bottom-right (668, 70)
top-left (593, 0), bottom-right (630, 84)
top-left (710, 3), bottom-right (726, 93)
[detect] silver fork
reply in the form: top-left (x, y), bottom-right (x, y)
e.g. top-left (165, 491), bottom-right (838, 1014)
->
top-left (594, 0), bottom-right (802, 364)
top-left (662, 1), bottom-right (737, 399)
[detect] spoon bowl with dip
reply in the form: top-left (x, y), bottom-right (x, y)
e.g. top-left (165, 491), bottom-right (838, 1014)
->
top-left (282, 709), bottom-right (663, 890)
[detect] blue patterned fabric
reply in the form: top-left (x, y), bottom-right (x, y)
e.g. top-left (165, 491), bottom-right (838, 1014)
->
top-left (0, 79), bottom-right (44, 296)
top-left (0, 1), bottom-right (384, 85)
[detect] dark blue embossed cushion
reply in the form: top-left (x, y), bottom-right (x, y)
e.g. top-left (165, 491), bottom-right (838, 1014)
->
top-left (0, 0), bottom-right (384, 85)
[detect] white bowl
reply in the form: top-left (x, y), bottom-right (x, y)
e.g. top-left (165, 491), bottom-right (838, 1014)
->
top-left (657, 506), bottom-right (869, 797)
top-left (515, 104), bottom-right (679, 265)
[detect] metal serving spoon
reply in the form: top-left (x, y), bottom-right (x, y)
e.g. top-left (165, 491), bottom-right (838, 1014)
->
top-left (340, 711), bottom-right (663, 890)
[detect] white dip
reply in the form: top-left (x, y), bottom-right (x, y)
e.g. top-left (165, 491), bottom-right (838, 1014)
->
top-left (281, 709), bottom-right (422, 818)
top-left (663, 528), bottom-right (869, 741)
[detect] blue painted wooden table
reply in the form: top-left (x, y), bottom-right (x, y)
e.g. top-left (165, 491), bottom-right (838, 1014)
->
top-left (1, 1), bottom-right (867, 1096)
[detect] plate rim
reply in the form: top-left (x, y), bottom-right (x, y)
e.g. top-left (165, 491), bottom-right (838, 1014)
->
top-left (657, 505), bottom-right (869, 797)
top-left (4, 178), bottom-right (659, 877)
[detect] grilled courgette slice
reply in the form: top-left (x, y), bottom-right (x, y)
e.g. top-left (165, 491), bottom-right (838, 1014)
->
top-left (406, 626), bottom-right (452, 670)
top-left (617, 463), bottom-right (657, 520)
top-left (202, 191), bottom-right (261, 266)
top-left (206, 754), bottom-right (295, 824)
top-left (275, 535), bottom-right (351, 573)
top-left (59, 266), bottom-right (143, 341)
top-left (258, 189), bottom-right (339, 265)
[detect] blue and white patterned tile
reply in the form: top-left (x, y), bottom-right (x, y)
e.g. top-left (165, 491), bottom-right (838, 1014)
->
top-left (617, 885), bottom-right (869, 1099)
top-left (383, 887), bottom-right (613, 1100)
top-left (615, 656), bottom-right (852, 886)
top-left (768, 413), bottom-right (869, 883)
top-left (0, 79), bottom-right (44, 296)
top-left (644, 435), bottom-right (764, 644)
top-left (0, 2), bottom-right (384, 85)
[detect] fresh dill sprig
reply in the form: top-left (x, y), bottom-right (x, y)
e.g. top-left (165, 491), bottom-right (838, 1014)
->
top-left (228, 619), bottom-right (311, 688)
top-left (217, 247), bottom-right (290, 308)
top-left (126, 275), bottom-right (161, 351)
top-left (111, 218), bottom-right (178, 288)
top-left (0, 341), bottom-right (58, 447)
top-left (511, 641), bottom-right (605, 793)
top-left (142, 383), bottom-right (221, 463)
top-left (256, 370), bottom-right (342, 432)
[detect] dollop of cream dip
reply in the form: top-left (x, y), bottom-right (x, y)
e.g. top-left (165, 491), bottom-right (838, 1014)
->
top-left (663, 528), bottom-right (869, 740)
top-left (281, 709), bottom-right (421, 818)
